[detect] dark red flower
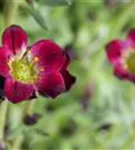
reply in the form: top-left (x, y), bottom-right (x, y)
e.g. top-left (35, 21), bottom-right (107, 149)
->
top-left (23, 113), bottom-right (41, 126)
top-left (0, 25), bottom-right (76, 103)
top-left (105, 28), bottom-right (135, 83)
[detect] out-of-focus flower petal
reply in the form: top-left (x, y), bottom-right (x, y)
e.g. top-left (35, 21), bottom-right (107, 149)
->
top-left (61, 70), bottom-right (76, 91)
top-left (4, 77), bottom-right (34, 103)
top-left (63, 52), bottom-right (71, 69)
top-left (105, 40), bottom-right (123, 63)
top-left (31, 40), bottom-right (64, 73)
top-left (114, 63), bottom-right (135, 83)
top-left (65, 44), bottom-right (78, 60)
top-left (36, 72), bottom-right (65, 98)
top-left (113, 62), bottom-right (128, 80)
top-left (126, 74), bottom-right (135, 83)
top-left (60, 52), bottom-right (76, 91)
top-left (23, 113), bottom-right (41, 126)
top-left (2, 25), bottom-right (28, 55)
top-left (0, 47), bottom-right (11, 77)
top-left (127, 28), bottom-right (135, 44)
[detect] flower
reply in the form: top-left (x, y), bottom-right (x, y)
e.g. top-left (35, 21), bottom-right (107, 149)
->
top-left (80, 83), bottom-right (95, 111)
top-left (105, 28), bottom-right (135, 83)
top-left (0, 25), bottom-right (76, 103)
top-left (23, 113), bottom-right (41, 126)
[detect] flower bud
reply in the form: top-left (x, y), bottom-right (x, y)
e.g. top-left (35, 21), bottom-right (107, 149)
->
top-left (23, 113), bottom-right (41, 126)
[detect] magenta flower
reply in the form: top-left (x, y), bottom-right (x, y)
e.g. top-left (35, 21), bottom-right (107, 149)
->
top-left (0, 25), bottom-right (76, 103)
top-left (105, 28), bottom-right (135, 83)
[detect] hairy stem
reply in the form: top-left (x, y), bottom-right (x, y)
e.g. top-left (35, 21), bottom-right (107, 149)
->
top-left (4, 0), bottom-right (20, 27)
top-left (0, 0), bottom-right (20, 147)
top-left (11, 135), bottom-right (23, 150)
top-left (0, 100), bottom-right (8, 141)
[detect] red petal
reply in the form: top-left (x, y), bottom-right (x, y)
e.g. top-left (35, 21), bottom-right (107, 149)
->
top-left (61, 70), bottom-right (76, 91)
top-left (0, 47), bottom-right (11, 77)
top-left (126, 74), bottom-right (135, 83)
top-left (61, 52), bottom-right (76, 91)
top-left (105, 40), bottom-right (123, 64)
top-left (63, 52), bottom-right (70, 69)
top-left (2, 25), bottom-right (28, 55)
top-left (4, 77), bottom-right (34, 103)
top-left (36, 72), bottom-right (65, 98)
top-left (31, 40), bottom-right (64, 73)
top-left (113, 61), bottom-right (135, 83)
top-left (127, 28), bottom-right (135, 44)
top-left (113, 61), bottom-right (129, 80)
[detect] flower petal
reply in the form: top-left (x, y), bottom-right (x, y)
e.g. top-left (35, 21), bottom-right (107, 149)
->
top-left (61, 53), bottom-right (76, 91)
top-left (113, 63), bottom-right (128, 80)
top-left (127, 28), bottom-right (135, 44)
top-left (31, 40), bottom-right (64, 73)
top-left (2, 25), bottom-right (28, 55)
top-left (0, 47), bottom-right (11, 77)
top-left (36, 72), bottom-right (65, 98)
top-left (4, 78), bottom-right (34, 103)
top-left (114, 61), bottom-right (135, 83)
top-left (63, 52), bottom-right (70, 69)
top-left (126, 74), bottom-right (135, 83)
top-left (105, 40), bottom-right (123, 64)
top-left (61, 70), bottom-right (76, 91)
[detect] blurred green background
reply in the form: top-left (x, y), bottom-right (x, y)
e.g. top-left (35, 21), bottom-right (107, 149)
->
top-left (1, 0), bottom-right (135, 149)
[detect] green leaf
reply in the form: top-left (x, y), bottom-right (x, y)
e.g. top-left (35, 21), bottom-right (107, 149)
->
top-left (26, 3), bottom-right (48, 30)
top-left (40, 0), bottom-right (73, 6)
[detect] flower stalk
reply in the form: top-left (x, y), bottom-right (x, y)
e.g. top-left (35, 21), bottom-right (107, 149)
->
top-left (0, 100), bottom-right (8, 141)
top-left (4, 0), bottom-right (20, 27)
top-left (0, 0), bottom-right (20, 147)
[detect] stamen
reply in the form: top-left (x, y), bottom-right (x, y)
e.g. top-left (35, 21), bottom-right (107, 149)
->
top-left (34, 57), bottom-right (39, 62)
top-left (40, 68), bottom-right (44, 72)
top-left (122, 49), bottom-right (135, 74)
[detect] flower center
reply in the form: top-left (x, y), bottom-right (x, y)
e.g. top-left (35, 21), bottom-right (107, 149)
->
top-left (125, 51), bottom-right (135, 74)
top-left (10, 59), bottom-right (37, 83)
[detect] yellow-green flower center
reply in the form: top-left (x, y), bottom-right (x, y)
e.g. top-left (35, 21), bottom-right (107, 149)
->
top-left (126, 52), bottom-right (135, 74)
top-left (10, 59), bottom-right (37, 83)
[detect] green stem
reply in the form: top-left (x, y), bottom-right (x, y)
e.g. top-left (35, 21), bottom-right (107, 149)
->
top-left (0, 0), bottom-right (20, 145)
top-left (4, 0), bottom-right (20, 27)
top-left (0, 100), bottom-right (8, 141)
top-left (11, 135), bottom-right (23, 150)
top-left (23, 99), bottom-right (36, 119)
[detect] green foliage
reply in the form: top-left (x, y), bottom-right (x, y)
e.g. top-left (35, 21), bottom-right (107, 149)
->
top-left (40, 0), bottom-right (73, 6)
top-left (1, 0), bottom-right (135, 149)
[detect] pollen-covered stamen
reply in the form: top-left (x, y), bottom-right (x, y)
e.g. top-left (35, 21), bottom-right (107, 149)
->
top-left (126, 52), bottom-right (135, 74)
top-left (9, 58), bottom-right (38, 83)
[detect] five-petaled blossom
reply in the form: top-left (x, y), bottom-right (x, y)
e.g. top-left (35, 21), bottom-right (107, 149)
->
top-left (105, 28), bottom-right (135, 83)
top-left (0, 25), bottom-right (76, 103)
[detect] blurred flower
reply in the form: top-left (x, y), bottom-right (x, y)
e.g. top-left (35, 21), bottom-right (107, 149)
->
top-left (105, 28), bottom-right (135, 83)
top-left (80, 83), bottom-right (95, 110)
top-left (104, 0), bottom-right (117, 8)
top-left (0, 25), bottom-right (76, 103)
top-left (98, 123), bottom-right (112, 131)
top-left (65, 44), bottom-right (78, 60)
top-left (23, 113), bottom-right (41, 126)
top-left (26, 0), bottom-right (33, 4)
top-left (0, 140), bottom-right (6, 150)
